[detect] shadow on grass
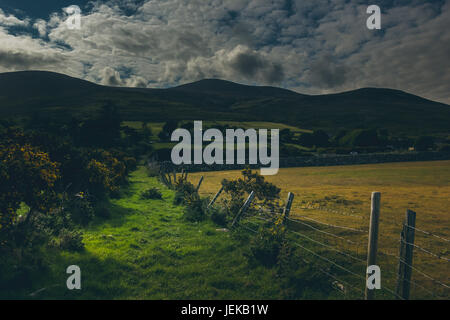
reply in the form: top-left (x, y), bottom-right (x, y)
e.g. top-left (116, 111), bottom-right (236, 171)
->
top-left (1, 246), bottom-right (141, 300)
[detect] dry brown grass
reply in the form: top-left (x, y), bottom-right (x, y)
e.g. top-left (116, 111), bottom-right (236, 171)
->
top-left (188, 160), bottom-right (450, 299)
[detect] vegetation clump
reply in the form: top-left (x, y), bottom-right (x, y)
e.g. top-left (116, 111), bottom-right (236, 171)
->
top-left (140, 187), bottom-right (163, 200)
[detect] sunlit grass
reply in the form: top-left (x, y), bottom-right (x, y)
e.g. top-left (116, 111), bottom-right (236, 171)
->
top-left (13, 167), bottom-right (289, 300)
top-left (189, 161), bottom-right (450, 299)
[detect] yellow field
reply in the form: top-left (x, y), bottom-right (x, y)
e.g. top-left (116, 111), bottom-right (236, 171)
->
top-left (188, 160), bottom-right (450, 299)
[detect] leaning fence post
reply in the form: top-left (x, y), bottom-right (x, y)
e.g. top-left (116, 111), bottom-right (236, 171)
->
top-left (395, 209), bottom-right (416, 300)
top-left (283, 192), bottom-right (294, 224)
top-left (195, 176), bottom-right (204, 192)
top-left (208, 185), bottom-right (224, 208)
top-left (231, 191), bottom-right (255, 227)
top-left (365, 191), bottom-right (381, 300)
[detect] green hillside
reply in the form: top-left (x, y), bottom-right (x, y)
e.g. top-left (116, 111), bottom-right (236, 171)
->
top-left (1, 71), bottom-right (449, 136)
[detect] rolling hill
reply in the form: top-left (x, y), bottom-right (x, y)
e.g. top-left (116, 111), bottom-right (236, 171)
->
top-left (0, 70), bottom-right (449, 135)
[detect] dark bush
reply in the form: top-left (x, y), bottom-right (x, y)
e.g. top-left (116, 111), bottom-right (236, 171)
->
top-left (247, 216), bottom-right (286, 267)
top-left (96, 206), bottom-right (111, 219)
top-left (173, 179), bottom-right (198, 205)
top-left (67, 194), bottom-right (95, 226)
top-left (141, 187), bottom-right (163, 200)
top-left (208, 206), bottom-right (228, 227)
top-left (183, 198), bottom-right (207, 222)
top-left (415, 136), bottom-right (435, 151)
top-left (56, 229), bottom-right (84, 252)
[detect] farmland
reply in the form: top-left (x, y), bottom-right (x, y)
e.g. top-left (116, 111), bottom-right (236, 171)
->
top-left (187, 160), bottom-right (450, 299)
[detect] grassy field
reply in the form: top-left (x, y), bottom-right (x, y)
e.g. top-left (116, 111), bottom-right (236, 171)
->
top-left (2, 167), bottom-right (335, 300)
top-left (187, 160), bottom-right (450, 299)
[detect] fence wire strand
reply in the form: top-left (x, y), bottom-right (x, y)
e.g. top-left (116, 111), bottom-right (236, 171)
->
top-left (404, 224), bottom-right (450, 243)
top-left (288, 229), bottom-right (366, 263)
top-left (399, 239), bottom-right (450, 262)
top-left (291, 213), bottom-right (368, 233)
top-left (286, 217), bottom-right (357, 245)
top-left (233, 193), bottom-right (449, 300)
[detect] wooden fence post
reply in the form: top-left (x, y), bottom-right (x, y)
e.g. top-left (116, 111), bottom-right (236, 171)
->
top-left (283, 192), bottom-right (294, 224)
top-left (231, 191), bottom-right (255, 227)
top-left (208, 185), bottom-right (224, 208)
top-left (395, 209), bottom-right (416, 300)
top-left (365, 191), bottom-right (381, 300)
top-left (195, 176), bottom-right (204, 192)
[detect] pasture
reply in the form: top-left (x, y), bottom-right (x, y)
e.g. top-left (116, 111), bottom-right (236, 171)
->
top-left (188, 160), bottom-right (450, 299)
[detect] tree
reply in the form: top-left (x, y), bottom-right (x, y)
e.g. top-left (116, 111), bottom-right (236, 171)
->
top-left (311, 130), bottom-right (330, 147)
top-left (415, 136), bottom-right (434, 151)
top-left (158, 120), bottom-right (179, 141)
top-left (280, 129), bottom-right (294, 143)
top-left (298, 130), bottom-right (330, 148)
top-left (339, 129), bottom-right (380, 147)
top-left (0, 142), bottom-right (60, 237)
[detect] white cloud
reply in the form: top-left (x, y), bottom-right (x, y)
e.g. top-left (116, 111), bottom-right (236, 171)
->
top-left (0, 8), bottom-right (29, 27)
top-left (0, 0), bottom-right (448, 102)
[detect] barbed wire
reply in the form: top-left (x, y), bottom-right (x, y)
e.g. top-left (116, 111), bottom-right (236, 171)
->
top-left (399, 239), bottom-right (450, 262)
top-left (290, 240), bottom-right (366, 282)
top-left (380, 285), bottom-right (405, 300)
top-left (288, 229), bottom-right (366, 264)
top-left (286, 217), bottom-right (357, 245)
top-left (243, 201), bottom-right (448, 299)
top-left (371, 256), bottom-right (437, 299)
top-left (317, 266), bottom-right (365, 298)
top-left (404, 224), bottom-right (450, 243)
top-left (298, 205), bottom-right (365, 219)
top-left (291, 213), bottom-right (368, 233)
top-left (299, 256), bottom-right (366, 299)
top-left (379, 250), bottom-right (450, 290)
top-left (237, 222), bottom-right (258, 234)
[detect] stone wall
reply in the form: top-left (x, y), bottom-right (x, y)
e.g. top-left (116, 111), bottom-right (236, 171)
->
top-left (157, 151), bottom-right (450, 173)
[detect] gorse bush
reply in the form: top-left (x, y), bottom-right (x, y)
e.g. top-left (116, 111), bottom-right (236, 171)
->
top-left (183, 197), bottom-right (208, 222)
top-left (173, 179), bottom-right (198, 206)
top-left (208, 205), bottom-right (228, 227)
top-left (247, 215), bottom-right (287, 267)
top-left (141, 187), bottom-right (163, 200)
top-left (66, 193), bottom-right (95, 226)
top-left (221, 168), bottom-right (281, 217)
top-left (55, 228), bottom-right (84, 252)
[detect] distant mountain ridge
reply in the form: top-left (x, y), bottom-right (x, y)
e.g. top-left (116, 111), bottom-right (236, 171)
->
top-left (0, 70), bottom-right (449, 135)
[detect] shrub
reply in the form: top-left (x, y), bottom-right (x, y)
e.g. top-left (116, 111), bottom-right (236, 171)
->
top-left (221, 168), bottom-right (281, 217)
top-left (415, 136), bottom-right (435, 151)
top-left (67, 193), bottom-right (95, 226)
top-left (173, 179), bottom-right (198, 205)
top-left (247, 216), bottom-right (286, 267)
top-left (56, 229), bottom-right (84, 252)
top-left (141, 187), bottom-right (163, 200)
top-left (147, 161), bottom-right (161, 177)
top-left (96, 206), bottom-right (111, 219)
top-left (183, 198), bottom-right (207, 222)
top-left (208, 206), bottom-right (228, 227)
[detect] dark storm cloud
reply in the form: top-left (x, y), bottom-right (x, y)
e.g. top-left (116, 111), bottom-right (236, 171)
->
top-left (230, 50), bottom-right (285, 84)
top-left (308, 55), bottom-right (350, 89)
top-left (0, 0), bottom-right (448, 102)
top-left (0, 49), bottom-right (65, 69)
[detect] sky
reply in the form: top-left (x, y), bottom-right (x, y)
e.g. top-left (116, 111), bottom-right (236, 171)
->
top-left (0, 0), bottom-right (449, 104)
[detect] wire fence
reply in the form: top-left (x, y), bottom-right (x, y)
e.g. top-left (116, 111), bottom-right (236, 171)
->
top-left (223, 189), bottom-right (450, 300)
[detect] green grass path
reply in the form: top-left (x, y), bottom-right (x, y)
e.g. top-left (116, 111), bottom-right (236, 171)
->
top-left (24, 167), bottom-right (283, 299)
